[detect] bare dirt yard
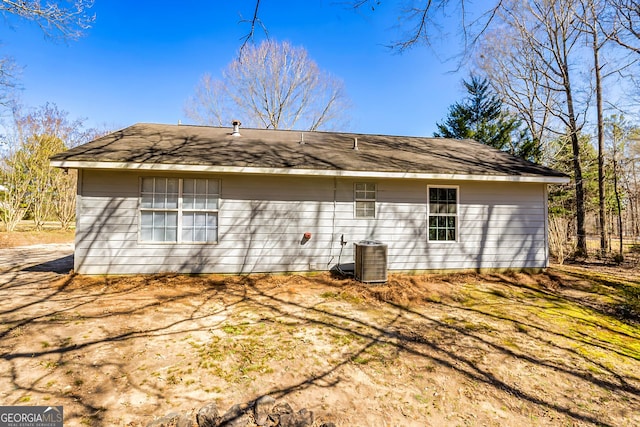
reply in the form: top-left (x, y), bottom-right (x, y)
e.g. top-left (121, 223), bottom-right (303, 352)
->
top-left (0, 243), bottom-right (638, 426)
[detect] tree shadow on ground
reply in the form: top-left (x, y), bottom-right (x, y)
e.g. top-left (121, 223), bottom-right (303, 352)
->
top-left (0, 270), bottom-right (638, 426)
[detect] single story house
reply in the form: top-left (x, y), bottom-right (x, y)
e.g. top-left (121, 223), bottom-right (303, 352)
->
top-left (50, 122), bottom-right (569, 275)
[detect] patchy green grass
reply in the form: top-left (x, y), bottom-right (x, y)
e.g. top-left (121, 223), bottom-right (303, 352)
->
top-left (2, 267), bottom-right (639, 426)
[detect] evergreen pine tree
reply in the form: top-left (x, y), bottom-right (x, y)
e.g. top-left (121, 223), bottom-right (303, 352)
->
top-left (435, 75), bottom-right (537, 160)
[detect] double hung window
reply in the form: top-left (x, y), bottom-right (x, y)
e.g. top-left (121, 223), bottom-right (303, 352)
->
top-left (140, 177), bottom-right (219, 243)
top-left (428, 186), bottom-right (458, 241)
top-left (354, 183), bottom-right (376, 218)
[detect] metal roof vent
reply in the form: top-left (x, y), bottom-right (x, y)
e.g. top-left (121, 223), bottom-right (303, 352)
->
top-left (354, 240), bottom-right (387, 283)
top-left (231, 120), bottom-right (241, 136)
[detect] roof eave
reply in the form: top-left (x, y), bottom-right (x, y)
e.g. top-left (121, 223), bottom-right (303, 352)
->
top-left (49, 160), bottom-right (570, 184)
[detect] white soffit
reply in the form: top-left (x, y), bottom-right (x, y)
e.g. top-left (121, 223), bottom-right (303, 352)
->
top-left (49, 160), bottom-right (570, 184)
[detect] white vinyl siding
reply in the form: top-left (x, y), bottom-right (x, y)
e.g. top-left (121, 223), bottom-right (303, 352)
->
top-left (354, 183), bottom-right (376, 218)
top-left (74, 171), bottom-right (549, 274)
top-left (140, 177), bottom-right (219, 243)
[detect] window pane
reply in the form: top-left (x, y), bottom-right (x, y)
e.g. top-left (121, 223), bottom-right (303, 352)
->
top-left (141, 212), bottom-right (152, 225)
top-left (194, 197), bottom-right (206, 210)
top-left (152, 227), bottom-right (163, 241)
top-left (206, 214), bottom-right (217, 228)
top-left (194, 213), bottom-right (206, 227)
top-left (165, 227), bottom-right (177, 242)
top-left (154, 178), bottom-right (165, 193)
top-left (167, 212), bottom-right (177, 225)
top-left (166, 194), bottom-right (178, 209)
top-left (356, 201), bottom-right (374, 218)
top-left (193, 229), bottom-right (206, 242)
top-left (182, 228), bottom-right (192, 242)
top-left (447, 229), bottom-right (456, 240)
top-left (183, 178), bottom-right (195, 194)
top-left (167, 178), bottom-right (179, 194)
top-left (141, 227), bottom-right (152, 241)
top-left (437, 229), bottom-right (446, 240)
top-left (206, 196), bottom-right (218, 210)
top-left (153, 212), bottom-right (165, 227)
top-left (448, 217), bottom-right (456, 228)
top-left (355, 183), bottom-right (375, 200)
top-left (142, 178), bottom-right (154, 192)
top-left (151, 193), bottom-right (163, 209)
top-left (183, 195), bottom-right (195, 209)
top-left (429, 229), bottom-right (437, 240)
top-left (208, 179), bottom-right (219, 194)
top-left (183, 213), bottom-right (194, 227)
top-left (196, 179), bottom-right (207, 194)
top-left (141, 195), bottom-right (153, 209)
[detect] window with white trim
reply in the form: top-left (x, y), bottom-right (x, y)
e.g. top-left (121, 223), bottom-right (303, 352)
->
top-left (140, 177), bottom-right (219, 243)
top-left (354, 182), bottom-right (376, 218)
top-left (428, 186), bottom-right (458, 241)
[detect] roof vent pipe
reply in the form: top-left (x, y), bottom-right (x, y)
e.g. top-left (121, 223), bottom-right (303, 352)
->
top-left (353, 137), bottom-right (358, 150)
top-left (231, 120), bottom-right (241, 136)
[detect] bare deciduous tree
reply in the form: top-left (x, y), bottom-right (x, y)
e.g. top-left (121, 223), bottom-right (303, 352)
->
top-left (0, 0), bottom-right (95, 40)
top-left (0, 145), bottom-right (29, 231)
top-left (23, 133), bottom-right (66, 229)
top-left (578, 0), bottom-right (611, 256)
top-left (607, 0), bottom-right (640, 54)
top-left (0, 1), bottom-right (95, 108)
top-left (0, 103), bottom-right (94, 230)
top-left (51, 168), bottom-right (76, 230)
top-left (549, 215), bottom-right (573, 263)
top-left (185, 40), bottom-right (349, 131)
top-left (475, 0), bottom-right (590, 255)
top-left (476, 25), bottom-right (554, 162)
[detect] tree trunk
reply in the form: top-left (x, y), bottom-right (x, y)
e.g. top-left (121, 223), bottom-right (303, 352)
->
top-left (564, 69), bottom-right (588, 256)
top-left (592, 7), bottom-right (608, 256)
top-left (613, 157), bottom-right (624, 260)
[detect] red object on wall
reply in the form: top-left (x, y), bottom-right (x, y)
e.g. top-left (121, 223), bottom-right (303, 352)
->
top-left (303, 232), bottom-right (312, 240)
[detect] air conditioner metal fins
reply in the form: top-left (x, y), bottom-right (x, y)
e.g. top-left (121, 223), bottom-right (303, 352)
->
top-left (354, 240), bottom-right (388, 283)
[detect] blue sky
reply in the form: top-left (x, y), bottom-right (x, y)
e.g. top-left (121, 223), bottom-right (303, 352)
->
top-left (1, 1), bottom-right (471, 137)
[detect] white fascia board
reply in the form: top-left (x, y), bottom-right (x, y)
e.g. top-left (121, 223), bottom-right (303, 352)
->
top-left (49, 160), bottom-right (570, 184)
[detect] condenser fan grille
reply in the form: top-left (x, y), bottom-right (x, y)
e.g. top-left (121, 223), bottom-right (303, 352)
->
top-left (354, 240), bottom-right (388, 283)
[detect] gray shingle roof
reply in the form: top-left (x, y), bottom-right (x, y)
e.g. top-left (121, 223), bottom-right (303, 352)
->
top-left (50, 123), bottom-right (567, 179)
